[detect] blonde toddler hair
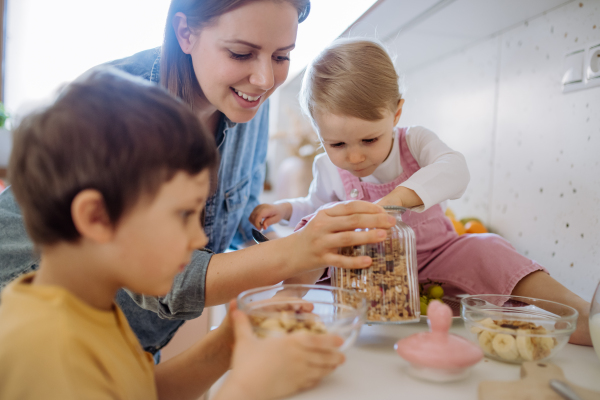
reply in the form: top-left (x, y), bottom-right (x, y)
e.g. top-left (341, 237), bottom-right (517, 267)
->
top-left (299, 38), bottom-right (404, 125)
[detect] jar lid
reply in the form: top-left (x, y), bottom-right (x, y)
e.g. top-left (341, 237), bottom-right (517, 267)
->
top-left (382, 205), bottom-right (408, 213)
top-left (395, 301), bottom-right (483, 370)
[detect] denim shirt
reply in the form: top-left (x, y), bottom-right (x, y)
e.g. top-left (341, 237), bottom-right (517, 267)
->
top-left (0, 48), bottom-right (270, 353)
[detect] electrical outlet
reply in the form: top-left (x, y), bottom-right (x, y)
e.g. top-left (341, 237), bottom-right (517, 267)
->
top-left (562, 49), bottom-right (585, 92)
top-left (586, 43), bottom-right (600, 83)
top-left (563, 42), bottom-right (600, 93)
top-left (563, 50), bottom-right (585, 84)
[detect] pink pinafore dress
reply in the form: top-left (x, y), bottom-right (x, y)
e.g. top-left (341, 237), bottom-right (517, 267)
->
top-left (299, 128), bottom-right (546, 296)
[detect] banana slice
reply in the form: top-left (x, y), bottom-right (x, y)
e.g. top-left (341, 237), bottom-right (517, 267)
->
top-left (492, 333), bottom-right (520, 361)
top-left (279, 312), bottom-right (296, 330)
top-left (472, 317), bottom-right (498, 334)
top-left (516, 330), bottom-right (535, 361)
top-left (260, 318), bottom-right (284, 331)
top-left (478, 330), bottom-right (496, 355)
top-left (479, 318), bottom-right (497, 329)
top-left (532, 336), bottom-right (555, 360)
top-left (470, 326), bottom-right (483, 334)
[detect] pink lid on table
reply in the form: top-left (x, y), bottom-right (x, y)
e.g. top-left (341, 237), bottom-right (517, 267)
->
top-left (395, 301), bottom-right (483, 370)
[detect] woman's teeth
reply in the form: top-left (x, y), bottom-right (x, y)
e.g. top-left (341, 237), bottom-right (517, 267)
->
top-left (234, 89), bottom-right (260, 102)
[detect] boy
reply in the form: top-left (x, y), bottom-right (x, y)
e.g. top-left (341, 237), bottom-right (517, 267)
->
top-left (0, 69), bottom-right (344, 399)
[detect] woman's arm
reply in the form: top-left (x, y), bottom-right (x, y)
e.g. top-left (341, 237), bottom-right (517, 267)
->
top-left (205, 201), bottom-right (394, 307)
top-left (0, 188), bottom-right (40, 289)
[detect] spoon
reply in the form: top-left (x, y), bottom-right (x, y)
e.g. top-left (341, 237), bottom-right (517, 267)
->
top-left (252, 228), bottom-right (269, 244)
top-left (550, 379), bottom-right (584, 400)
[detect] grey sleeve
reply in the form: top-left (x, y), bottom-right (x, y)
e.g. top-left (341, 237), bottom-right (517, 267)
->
top-left (0, 187), bottom-right (210, 319)
top-left (124, 248), bottom-right (213, 320)
top-left (0, 188), bottom-right (40, 291)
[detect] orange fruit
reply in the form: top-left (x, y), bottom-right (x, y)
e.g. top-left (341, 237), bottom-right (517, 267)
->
top-left (449, 217), bottom-right (466, 235)
top-left (444, 207), bottom-right (456, 220)
top-left (465, 220), bottom-right (487, 234)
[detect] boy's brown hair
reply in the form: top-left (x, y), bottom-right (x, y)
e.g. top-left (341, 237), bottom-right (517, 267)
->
top-left (299, 38), bottom-right (404, 124)
top-left (9, 68), bottom-right (218, 246)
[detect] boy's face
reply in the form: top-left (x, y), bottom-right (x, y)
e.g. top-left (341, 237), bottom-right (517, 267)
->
top-left (315, 109), bottom-right (398, 178)
top-left (110, 170), bottom-right (210, 296)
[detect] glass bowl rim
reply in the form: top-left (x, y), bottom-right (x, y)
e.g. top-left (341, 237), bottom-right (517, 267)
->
top-left (460, 294), bottom-right (578, 335)
top-left (237, 283), bottom-right (368, 315)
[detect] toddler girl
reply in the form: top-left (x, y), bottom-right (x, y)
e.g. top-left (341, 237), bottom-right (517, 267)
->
top-left (250, 38), bottom-right (591, 345)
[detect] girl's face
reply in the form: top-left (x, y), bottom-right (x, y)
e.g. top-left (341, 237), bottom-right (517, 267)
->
top-left (315, 102), bottom-right (404, 178)
top-left (178, 1), bottom-right (298, 123)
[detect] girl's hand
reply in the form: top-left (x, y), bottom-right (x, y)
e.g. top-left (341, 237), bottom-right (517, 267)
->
top-left (286, 201), bottom-right (395, 272)
top-left (219, 308), bottom-right (345, 400)
top-left (375, 186), bottom-right (423, 209)
top-left (249, 203), bottom-right (292, 229)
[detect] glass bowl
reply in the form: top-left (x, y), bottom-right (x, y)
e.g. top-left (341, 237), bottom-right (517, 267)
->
top-left (461, 295), bottom-right (578, 364)
top-left (590, 280), bottom-right (600, 362)
top-left (237, 284), bottom-right (367, 351)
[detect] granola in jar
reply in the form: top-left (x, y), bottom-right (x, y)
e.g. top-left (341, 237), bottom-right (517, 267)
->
top-left (332, 206), bottom-right (420, 323)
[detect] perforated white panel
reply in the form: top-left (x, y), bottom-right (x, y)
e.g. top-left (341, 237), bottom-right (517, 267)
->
top-left (396, 0), bottom-right (600, 299)
top-left (492, 0), bottom-right (600, 299)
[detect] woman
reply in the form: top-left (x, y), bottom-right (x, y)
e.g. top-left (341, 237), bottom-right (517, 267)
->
top-left (0, 0), bottom-right (393, 357)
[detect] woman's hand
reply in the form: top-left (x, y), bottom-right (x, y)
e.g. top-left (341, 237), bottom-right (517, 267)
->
top-left (205, 202), bottom-right (394, 308)
top-left (214, 307), bottom-right (345, 400)
top-left (249, 202), bottom-right (292, 229)
top-left (285, 201), bottom-right (395, 273)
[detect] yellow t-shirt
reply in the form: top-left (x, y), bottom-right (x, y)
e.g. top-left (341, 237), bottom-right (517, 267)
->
top-left (0, 273), bottom-right (157, 400)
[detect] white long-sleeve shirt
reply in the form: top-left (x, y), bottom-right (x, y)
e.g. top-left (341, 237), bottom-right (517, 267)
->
top-left (280, 126), bottom-right (470, 228)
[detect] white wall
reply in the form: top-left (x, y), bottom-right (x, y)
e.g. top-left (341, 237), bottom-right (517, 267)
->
top-left (4, 0), bottom-right (170, 117)
top-left (395, 0), bottom-right (600, 300)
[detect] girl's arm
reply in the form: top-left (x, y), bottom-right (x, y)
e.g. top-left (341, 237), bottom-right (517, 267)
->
top-left (249, 153), bottom-right (342, 230)
top-left (280, 153), bottom-right (344, 227)
top-left (376, 186), bottom-right (424, 209)
top-left (378, 126), bottom-right (470, 211)
top-left (204, 201), bottom-right (394, 307)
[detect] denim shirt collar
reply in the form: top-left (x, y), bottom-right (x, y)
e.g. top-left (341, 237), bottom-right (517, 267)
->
top-left (149, 54), bottom-right (161, 84)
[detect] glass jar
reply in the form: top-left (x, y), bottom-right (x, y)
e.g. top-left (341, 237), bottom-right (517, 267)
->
top-left (332, 206), bottom-right (420, 324)
top-left (590, 280), bottom-right (600, 362)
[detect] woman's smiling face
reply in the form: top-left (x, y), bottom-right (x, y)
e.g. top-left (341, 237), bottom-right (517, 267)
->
top-left (179, 1), bottom-right (298, 123)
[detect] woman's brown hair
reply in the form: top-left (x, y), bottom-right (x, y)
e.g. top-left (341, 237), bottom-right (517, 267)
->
top-left (160, 0), bottom-right (310, 108)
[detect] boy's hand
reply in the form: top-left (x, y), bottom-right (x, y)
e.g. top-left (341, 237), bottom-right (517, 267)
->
top-left (224, 308), bottom-right (345, 400)
top-left (249, 203), bottom-right (292, 229)
top-left (211, 301), bottom-right (237, 353)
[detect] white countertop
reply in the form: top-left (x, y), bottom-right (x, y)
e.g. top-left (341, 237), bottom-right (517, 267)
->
top-left (288, 319), bottom-right (600, 400)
